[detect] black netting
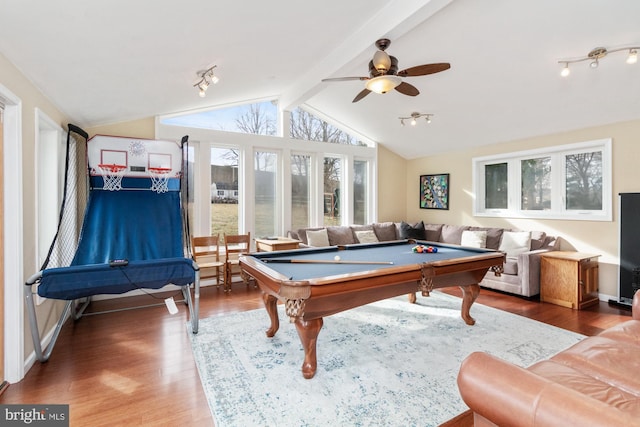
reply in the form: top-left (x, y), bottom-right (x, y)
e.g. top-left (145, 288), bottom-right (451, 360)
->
top-left (40, 124), bottom-right (89, 270)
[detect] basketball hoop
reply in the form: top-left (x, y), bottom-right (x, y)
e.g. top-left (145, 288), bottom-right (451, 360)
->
top-left (98, 164), bottom-right (127, 191)
top-left (149, 167), bottom-right (172, 193)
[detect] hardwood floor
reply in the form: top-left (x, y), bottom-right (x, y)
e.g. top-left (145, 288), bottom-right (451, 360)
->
top-left (1, 283), bottom-right (632, 426)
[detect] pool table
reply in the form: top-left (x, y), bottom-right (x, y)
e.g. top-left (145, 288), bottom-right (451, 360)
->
top-left (239, 240), bottom-right (505, 379)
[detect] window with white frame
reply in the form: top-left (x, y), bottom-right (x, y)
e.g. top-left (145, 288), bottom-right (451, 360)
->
top-left (473, 139), bottom-right (612, 221)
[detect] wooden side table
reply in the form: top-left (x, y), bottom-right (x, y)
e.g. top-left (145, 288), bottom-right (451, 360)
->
top-left (540, 251), bottom-right (600, 310)
top-left (254, 237), bottom-right (300, 252)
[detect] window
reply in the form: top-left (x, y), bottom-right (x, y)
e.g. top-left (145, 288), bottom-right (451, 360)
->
top-left (323, 156), bottom-right (341, 226)
top-left (161, 100), bottom-right (277, 135)
top-left (473, 139), bottom-right (611, 221)
top-left (158, 104), bottom-right (376, 237)
top-left (291, 154), bottom-right (311, 231)
top-left (290, 107), bottom-right (367, 146)
top-left (353, 159), bottom-right (369, 224)
top-left (210, 147), bottom-right (240, 237)
top-left (254, 150), bottom-right (278, 238)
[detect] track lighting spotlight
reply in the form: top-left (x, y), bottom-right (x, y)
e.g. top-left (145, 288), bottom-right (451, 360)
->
top-left (194, 65), bottom-right (219, 97)
top-left (398, 112), bottom-right (433, 126)
top-left (558, 45), bottom-right (639, 77)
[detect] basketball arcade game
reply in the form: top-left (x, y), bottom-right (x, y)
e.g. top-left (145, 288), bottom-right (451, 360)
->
top-left (25, 126), bottom-right (200, 363)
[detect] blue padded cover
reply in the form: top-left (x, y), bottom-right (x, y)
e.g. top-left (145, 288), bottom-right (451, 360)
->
top-left (71, 190), bottom-right (184, 265)
top-left (37, 187), bottom-right (194, 300)
top-left (38, 258), bottom-right (195, 299)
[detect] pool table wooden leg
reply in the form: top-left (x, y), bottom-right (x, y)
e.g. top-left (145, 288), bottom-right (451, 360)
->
top-left (294, 317), bottom-right (324, 379)
top-left (459, 283), bottom-right (480, 325)
top-left (262, 293), bottom-right (280, 337)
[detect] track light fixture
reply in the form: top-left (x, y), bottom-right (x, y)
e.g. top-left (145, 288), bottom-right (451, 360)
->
top-left (558, 45), bottom-right (639, 77)
top-left (399, 112), bottom-right (433, 126)
top-left (194, 65), bottom-right (219, 97)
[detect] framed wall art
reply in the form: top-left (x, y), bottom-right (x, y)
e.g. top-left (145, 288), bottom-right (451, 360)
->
top-left (420, 173), bottom-right (449, 210)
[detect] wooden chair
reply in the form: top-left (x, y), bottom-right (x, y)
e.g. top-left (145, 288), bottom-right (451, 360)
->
top-left (191, 235), bottom-right (224, 288)
top-left (223, 233), bottom-right (252, 292)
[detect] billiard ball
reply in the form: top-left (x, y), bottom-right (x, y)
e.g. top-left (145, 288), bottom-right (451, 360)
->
top-left (334, 255), bottom-right (341, 261)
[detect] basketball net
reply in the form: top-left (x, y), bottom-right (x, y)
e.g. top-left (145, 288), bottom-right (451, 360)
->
top-left (98, 164), bottom-right (126, 191)
top-left (149, 167), bottom-right (171, 193)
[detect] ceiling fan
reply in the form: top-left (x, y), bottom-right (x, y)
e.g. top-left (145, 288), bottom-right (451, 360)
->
top-left (322, 38), bottom-right (451, 103)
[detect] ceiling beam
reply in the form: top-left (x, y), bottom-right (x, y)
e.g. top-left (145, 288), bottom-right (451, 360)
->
top-left (278, 0), bottom-right (454, 112)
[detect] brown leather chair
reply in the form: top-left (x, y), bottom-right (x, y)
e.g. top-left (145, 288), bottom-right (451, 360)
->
top-left (223, 233), bottom-right (252, 292)
top-left (191, 235), bottom-right (224, 288)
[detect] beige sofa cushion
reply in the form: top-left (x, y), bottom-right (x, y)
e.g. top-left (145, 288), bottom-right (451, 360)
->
top-left (327, 226), bottom-right (356, 245)
top-left (499, 231), bottom-right (531, 257)
top-left (424, 223), bottom-right (444, 241)
top-left (307, 228), bottom-right (330, 247)
top-left (373, 222), bottom-right (398, 241)
top-left (441, 225), bottom-right (470, 245)
top-left (461, 230), bottom-right (487, 248)
top-left (355, 230), bottom-right (379, 243)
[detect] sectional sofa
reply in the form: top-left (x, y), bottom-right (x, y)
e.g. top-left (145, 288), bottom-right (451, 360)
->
top-left (288, 221), bottom-right (559, 297)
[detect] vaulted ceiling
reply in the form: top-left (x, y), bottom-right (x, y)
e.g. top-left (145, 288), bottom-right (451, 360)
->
top-left (1, 0), bottom-right (639, 159)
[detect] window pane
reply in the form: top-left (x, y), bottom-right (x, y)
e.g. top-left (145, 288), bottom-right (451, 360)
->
top-left (565, 151), bottom-right (602, 210)
top-left (210, 147), bottom-right (239, 237)
top-left (162, 101), bottom-right (277, 135)
top-left (521, 157), bottom-right (551, 210)
top-left (255, 151), bottom-right (277, 238)
top-left (290, 108), bottom-right (366, 145)
top-left (485, 163), bottom-right (508, 209)
top-left (324, 156), bottom-right (341, 226)
top-left (353, 159), bottom-right (368, 224)
top-left (291, 154), bottom-right (311, 230)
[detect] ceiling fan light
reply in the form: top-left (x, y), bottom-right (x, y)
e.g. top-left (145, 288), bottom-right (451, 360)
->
top-left (209, 74), bottom-right (220, 84)
top-left (627, 49), bottom-right (638, 64)
top-left (590, 59), bottom-right (599, 68)
top-left (560, 64), bottom-right (570, 77)
top-left (365, 75), bottom-right (402, 94)
top-left (372, 50), bottom-right (391, 72)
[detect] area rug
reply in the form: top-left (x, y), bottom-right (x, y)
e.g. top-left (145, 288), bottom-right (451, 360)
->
top-left (188, 292), bottom-right (584, 427)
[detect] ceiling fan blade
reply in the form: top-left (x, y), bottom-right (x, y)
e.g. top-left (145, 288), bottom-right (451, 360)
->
top-left (398, 63), bottom-right (451, 77)
top-left (322, 76), bottom-right (369, 82)
top-left (395, 82), bottom-right (419, 97)
top-left (352, 88), bottom-right (371, 103)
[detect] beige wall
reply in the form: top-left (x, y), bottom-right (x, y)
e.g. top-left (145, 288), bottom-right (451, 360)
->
top-left (0, 53), bottom-right (71, 362)
top-left (376, 144), bottom-right (407, 222)
top-left (86, 118), bottom-right (155, 140)
top-left (396, 118), bottom-right (640, 298)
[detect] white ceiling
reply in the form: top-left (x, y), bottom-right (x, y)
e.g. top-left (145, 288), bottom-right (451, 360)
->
top-left (1, 0), bottom-right (639, 159)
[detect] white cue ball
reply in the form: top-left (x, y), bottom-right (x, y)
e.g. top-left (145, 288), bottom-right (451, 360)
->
top-left (334, 255), bottom-right (341, 261)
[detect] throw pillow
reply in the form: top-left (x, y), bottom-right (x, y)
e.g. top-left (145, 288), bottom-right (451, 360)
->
top-left (461, 230), bottom-right (487, 248)
top-left (499, 231), bottom-right (531, 257)
top-left (307, 228), bottom-right (330, 247)
top-left (399, 221), bottom-right (427, 240)
top-left (373, 222), bottom-right (398, 241)
top-left (355, 230), bottom-right (379, 244)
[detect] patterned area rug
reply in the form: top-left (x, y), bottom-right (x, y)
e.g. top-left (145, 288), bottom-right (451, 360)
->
top-left (188, 291), bottom-right (584, 427)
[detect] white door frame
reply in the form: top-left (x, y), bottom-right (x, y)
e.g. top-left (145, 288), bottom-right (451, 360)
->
top-left (1, 83), bottom-right (25, 382)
